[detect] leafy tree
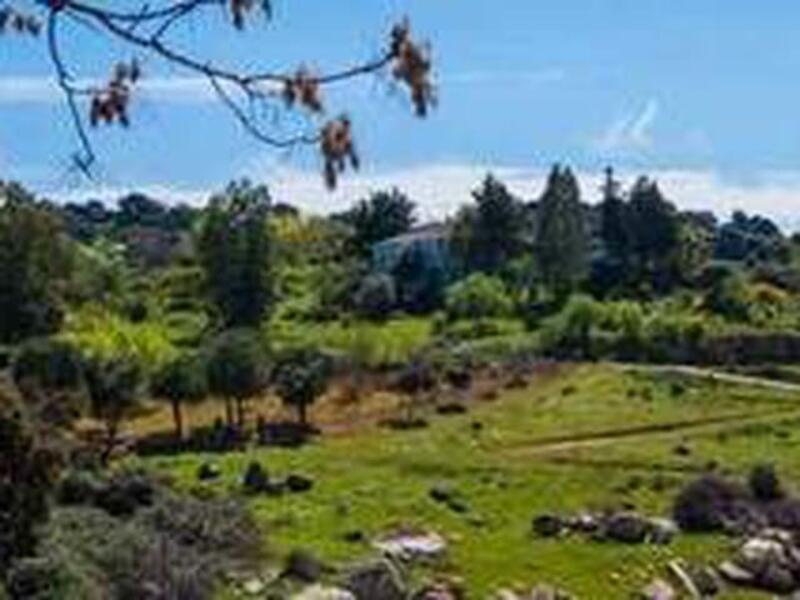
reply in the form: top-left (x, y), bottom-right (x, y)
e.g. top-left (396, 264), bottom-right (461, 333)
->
top-left (197, 180), bottom-right (272, 328)
top-left (0, 185), bottom-right (74, 343)
top-left (534, 165), bottom-right (588, 297)
top-left (627, 176), bottom-right (681, 292)
top-left (596, 166), bottom-right (633, 292)
top-left (334, 189), bottom-right (417, 257)
top-left (0, 395), bottom-right (57, 587)
top-left (451, 175), bottom-right (529, 274)
top-left (444, 273), bottom-right (513, 320)
top-left (205, 329), bottom-right (268, 429)
top-left (83, 357), bottom-right (142, 464)
top-left (151, 353), bottom-right (208, 440)
top-left (353, 273), bottom-right (397, 321)
top-left (715, 210), bottom-right (789, 264)
top-left (12, 338), bottom-right (86, 427)
top-left (272, 349), bottom-right (333, 427)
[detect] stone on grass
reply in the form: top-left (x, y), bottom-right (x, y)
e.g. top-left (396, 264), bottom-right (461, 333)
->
top-left (293, 584), bottom-right (356, 600)
top-left (283, 549), bottom-right (324, 583)
top-left (374, 531), bottom-right (447, 563)
top-left (640, 579), bottom-right (675, 600)
top-left (532, 514), bottom-right (565, 538)
top-left (196, 462), bottom-right (221, 481)
top-left (345, 558), bottom-right (407, 600)
top-left (286, 474), bottom-right (314, 493)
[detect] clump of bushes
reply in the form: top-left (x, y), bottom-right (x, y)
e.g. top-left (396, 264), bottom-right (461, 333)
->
top-left (673, 466), bottom-right (796, 534)
top-left (444, 274), bottom-right (513, 321)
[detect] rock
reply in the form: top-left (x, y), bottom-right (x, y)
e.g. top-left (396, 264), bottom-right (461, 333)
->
top-left (429, 485), bottom-right (456, 504)
top-left (566, 512), bottom-right (598, 533)
top-left (413, 579), bottom-right (464, 600)
top-left (283, 549), bottom-right (324, 583)
top-left (530, 584), bottom-right (571, 600)
top-left (647, 518), bottom-right (679, 545)
top-left (196, 462), bottom-right (221, 481)
top-left (668, 560), bottom-right (719, 598)
top-left (294, 585), bottom-right (356, 600)
top-left (718, 560), bottom-right (756, 584)
top-left (737, 536), bottom-right (789, 575)
top-left (286, 474), bottom-right (314, 494)
top-left (242, 461), bottom-right (269, 493)
top-left (640, 579), bottom-right (675, 600)
top-left (374, 532), bottom-right (447, 563)
top-left (345, 559), bottom-right (407, 600)
top-left (532, 514), bottom-right (566, 538)
top-left (343, 530), bottom-right (366, 543)
top-left (757, 563), bottom-right (796, 593)
top-left (242, 577), bottom-right (266, 596)
top-left (603, 512), bottom-right (650, 543)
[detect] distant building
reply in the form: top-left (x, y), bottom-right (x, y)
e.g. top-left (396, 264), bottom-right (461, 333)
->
top-left (371, 223), bottom-right (452, 274)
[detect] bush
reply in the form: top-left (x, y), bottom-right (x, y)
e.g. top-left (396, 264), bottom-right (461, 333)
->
top-left (672, 475), bottom-right (756, 532)
top-left (444, 274), bottom-right (513, 321)
top-left (272, 348), bottom-right (333, 427)
top-left (353, 273), bottom-right (396, 321)
top-left (539, 295), bottom-right (602, 359)
top-left (749, 463), bottom-right (784, 501)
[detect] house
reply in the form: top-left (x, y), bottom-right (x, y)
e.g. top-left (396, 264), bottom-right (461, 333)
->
top-left (371, 223), bottom-right (452, 275)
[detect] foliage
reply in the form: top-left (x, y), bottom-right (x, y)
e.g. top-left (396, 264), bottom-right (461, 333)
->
top-left (391, 243), bottom-right (448, 313)
top-left (151, 353), bottom-right (208, 440)
top-left (12, 338), bottom-right (86, 427)
top-left (0, 395), bottom-right (57, 587)
top-left (715, 210), bottom-right (789, 264)
top-left (749, 463), bottom-right (784, 501)
top-left (205, 328), bottom-right (268, 427)
top-left (0, 187), bottom-right (73, 343)
top-left (539, 295), bottom-right (601, 359)
top-left (197, 180), bottom-right (272, 328)
top-left (673, 475), bottom-right (751, 532)
top-left (534, 165), bottom-right (588, 296)
top-left (353, 273), bottom-right (397, 321)
top-left (83, 357), bottom-right (142, 463)
top-left (445, 273), bottom-right (513, 321)
top-left (334, 188), bottom-right (416, 256)
top-left (451, 175), bottom-right (529, 275)
top-left (272, 348), bottom-right (333, 426)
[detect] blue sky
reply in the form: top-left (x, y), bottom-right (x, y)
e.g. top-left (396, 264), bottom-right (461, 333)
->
top-left (2, 1), bottom-right (800, 225)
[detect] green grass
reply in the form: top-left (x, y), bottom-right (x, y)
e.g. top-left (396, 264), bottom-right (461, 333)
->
top-left (144, 364), bottom-right (800, 598)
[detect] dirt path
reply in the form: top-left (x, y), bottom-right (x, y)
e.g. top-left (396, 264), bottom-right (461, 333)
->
top-left (503, 364), bottom-right (800, 458)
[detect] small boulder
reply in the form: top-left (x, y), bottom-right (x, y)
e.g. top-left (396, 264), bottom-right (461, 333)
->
top-left (242, 461), bottom-right (269, 493)
top-left (603, 512), bottom-right (649, 543)
top-left (374, 531), bottom-right (447, 563)
top-left (294, 585), bottom-right (356, 600)
top-left (286, 474), bottom-right (314, 494)
top-left (345, 558), bottom-right (408, 600)
top-left (532, 514), bottom-right (566, 538)
top-left (640, 579), bottom-right (675, 600)
top-left (283, 549), bottom-right (324, 583)
top-left (197, 462), bottom-right (221, 481)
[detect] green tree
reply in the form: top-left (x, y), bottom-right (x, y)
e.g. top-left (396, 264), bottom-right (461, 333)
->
top-left (444, 273), bottom-right (513, 320)
top-left (334, 188), bottom-right (417, 257)
top-left (83, 356), bottom-right (142, 464)
top-left (0, 395), bottom-right (57, 587)
top-left (353, 273), bottom-right (397, 321)
top-left (272, 349), bottom-right (332, 427)
top-left (12, 338), bottom-right (86, 427)
top-left (451, 175), bottom-right (529, 274)
top-left (205, 329), bottom-right (268, 429)
top-left (0, 184), bottom-right (74, 343)
top-left (534, 165), bottom-right (588, 297)
top-left (598, 167), bottom-right (633, 279)
top-left (197, 180), bottom-right (272, 328)
top-left (151, 353), bottom-right (208, 440)
top-left (627, 176), bottom-right (680, 292)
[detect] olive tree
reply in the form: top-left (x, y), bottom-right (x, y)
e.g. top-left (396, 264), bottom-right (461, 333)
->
top-left (151, 353), bottom-right (208, 440)
top-left (272, 349), bottom-right (332, 427)
top-left (205, 329), bottom-right (268, 429)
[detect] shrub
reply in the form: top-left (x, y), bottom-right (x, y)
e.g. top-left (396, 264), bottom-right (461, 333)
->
top-left (672, 475), bottom-right (755, 532)
top-left (749, 463), bottom-right (784, 501)
top-left (444, 274), bottom-right (513, 321)
top-left (539, 295), bottom-right (601, 359)
top-left (353, 273), bottom-right (396, 321)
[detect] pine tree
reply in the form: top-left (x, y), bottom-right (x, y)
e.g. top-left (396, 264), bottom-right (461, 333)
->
top-left (534, 165), bottom-right (588, 297)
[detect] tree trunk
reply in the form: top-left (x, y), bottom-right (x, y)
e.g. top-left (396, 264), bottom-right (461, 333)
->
top-left (297, 402), bottom-right (307, 428)
top-left (224, 397), bottom-right (234, 427)
top-left (172, 399), bottom-right (183, 441)
top-left (101, 418), bottom-right (119, 465)
top-left (236, 397), bottom-right (245, 430)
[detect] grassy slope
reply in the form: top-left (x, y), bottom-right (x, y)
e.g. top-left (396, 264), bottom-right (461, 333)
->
top-left (145, 364), bottom-right (799, 598)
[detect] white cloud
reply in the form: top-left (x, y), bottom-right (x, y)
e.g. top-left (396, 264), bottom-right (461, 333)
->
top-left (0, 76), bottom-right (218, 104)
top-left (594, 99), bottom-right (660, 154)
top-left (41, 163), bottom-right (800, 232)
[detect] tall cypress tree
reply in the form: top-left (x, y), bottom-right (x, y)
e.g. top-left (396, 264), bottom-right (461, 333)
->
top-left (534, 165), bottom-right (588, 297)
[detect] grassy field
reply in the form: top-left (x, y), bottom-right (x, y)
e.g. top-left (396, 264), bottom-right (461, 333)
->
top-left (141, 364), bottom-right (800, 598)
